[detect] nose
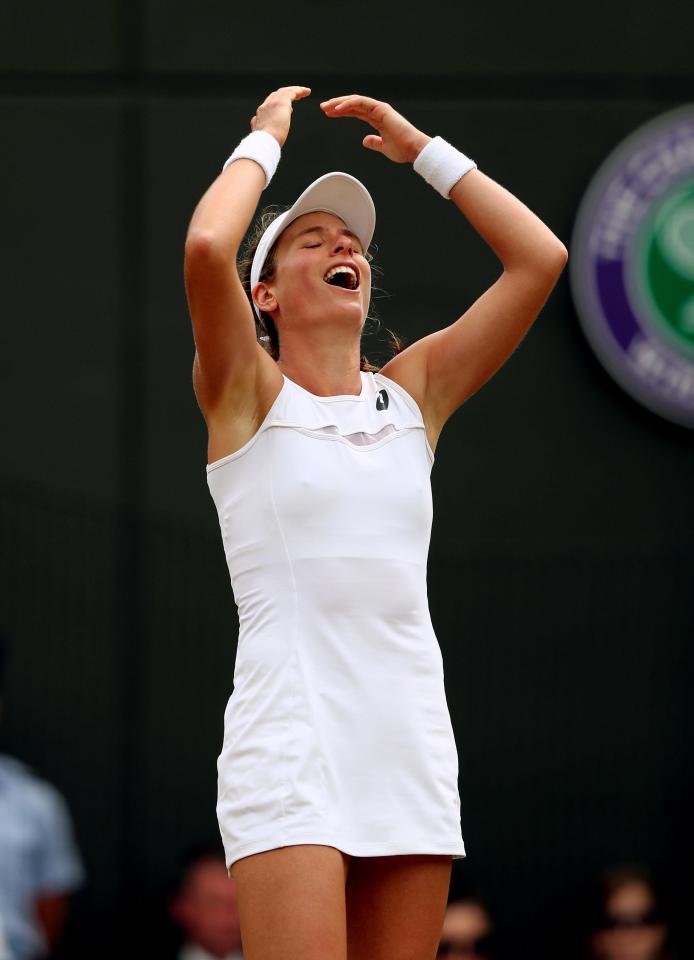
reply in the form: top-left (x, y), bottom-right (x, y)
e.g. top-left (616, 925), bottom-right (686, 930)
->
top-left (332, 233), bottom-right (355, 254)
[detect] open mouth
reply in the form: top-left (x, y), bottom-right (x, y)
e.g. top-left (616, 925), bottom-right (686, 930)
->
top-left (323, 265), bottom-right (359, 290)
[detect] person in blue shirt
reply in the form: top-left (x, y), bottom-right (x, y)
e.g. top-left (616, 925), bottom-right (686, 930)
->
top-left (0, 633), bottom-right (85, 960)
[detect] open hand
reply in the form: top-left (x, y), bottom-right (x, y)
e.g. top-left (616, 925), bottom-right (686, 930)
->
top-left (251, 85), bottom-right (311, 147)
top-left (320, 95), bottom-right (431, 164)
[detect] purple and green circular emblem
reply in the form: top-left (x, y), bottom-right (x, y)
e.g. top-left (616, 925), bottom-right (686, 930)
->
top-left (570, 104), bottom-right (694, 428)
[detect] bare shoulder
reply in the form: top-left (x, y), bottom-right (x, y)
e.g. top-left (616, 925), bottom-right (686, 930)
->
top-left (378, 347), bottom-right (442, 456)
top-left (203, 345), bottom-right (284, 465)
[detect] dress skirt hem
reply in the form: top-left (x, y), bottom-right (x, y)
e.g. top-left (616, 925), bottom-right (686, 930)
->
top-left (225, 832), bottom-right (466, 875)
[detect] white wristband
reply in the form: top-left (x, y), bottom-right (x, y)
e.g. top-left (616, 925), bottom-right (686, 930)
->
top-left (222, 129), bottom-right (281, 189)
top-left (413, 136), bottom-right (477, 198)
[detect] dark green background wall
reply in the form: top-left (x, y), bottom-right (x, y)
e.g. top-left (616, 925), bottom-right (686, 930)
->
top-left (2, 1), bottom-right (693, 957)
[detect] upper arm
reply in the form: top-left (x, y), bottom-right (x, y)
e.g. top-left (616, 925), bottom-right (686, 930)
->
top-left (184, 236), bottom-right (260, 414)
top-left (422, 256), bottom-right (567, 430)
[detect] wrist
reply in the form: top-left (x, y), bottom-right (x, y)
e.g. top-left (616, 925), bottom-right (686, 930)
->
top-left (254, 125), bottom-right (284, 149)
top-left (409, 133), bottom-right (433, 165)
top-left (222, 129), bottom-right (281, 188)
top-left (413, 135), bottom-right (477, 199)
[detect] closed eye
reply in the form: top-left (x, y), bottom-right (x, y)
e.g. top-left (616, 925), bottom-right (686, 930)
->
top-left (304, 243), bottom-right (321, 248)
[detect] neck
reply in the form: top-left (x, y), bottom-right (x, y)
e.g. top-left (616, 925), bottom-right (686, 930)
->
top-left (276, 340), bottom-right (363, 397)
top-left (272, 298), bottom-right (367, 396)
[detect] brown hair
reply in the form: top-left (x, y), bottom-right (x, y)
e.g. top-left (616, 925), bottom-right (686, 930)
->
top-left (237, 206), bottom-right (406, 372)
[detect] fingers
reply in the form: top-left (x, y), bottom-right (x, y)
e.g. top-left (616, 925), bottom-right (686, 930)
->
top-left (321, 94), bottom-right (379, 109)
top-left (251, 85), bottom-right (311, 145)
top-left (321, 95), bottom-right (382, 115)
top-left (264, 85), bottom-right (311, 104)
top-left (320, 94), bottom-right (357, 108)
top-left (320, 95), bottom-right (388, 129)
top-left (286, 85), bottom-right (312, 101)
top-left (362, 134), bottom-right (383, 153)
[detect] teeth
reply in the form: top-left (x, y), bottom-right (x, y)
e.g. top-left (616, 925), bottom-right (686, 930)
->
top-left (323, 265), bottom-right (358, 288)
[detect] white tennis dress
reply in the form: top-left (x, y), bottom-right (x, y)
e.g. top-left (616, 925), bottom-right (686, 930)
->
top-left (206, 368), bottom-right (466, 870)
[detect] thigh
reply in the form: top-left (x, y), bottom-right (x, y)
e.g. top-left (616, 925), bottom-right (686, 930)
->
top-left (231, 843), bottom-right (351, 960)
top-left (345, 854), bottom-right (453, 960)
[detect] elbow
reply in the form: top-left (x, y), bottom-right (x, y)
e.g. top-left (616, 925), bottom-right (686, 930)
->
top-left (184, 230), bottom-right (235, 263)
top-left (531, 240), bottom-right (568, 281)
top-left (506, 237), bottom-right (568, 281)
top-left (546, 234), bottom-right (569, 270)
top-left (552, 240), bottom-right (569, 271)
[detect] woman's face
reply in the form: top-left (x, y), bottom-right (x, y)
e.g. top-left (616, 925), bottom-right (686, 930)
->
top-left (254, 211), bottom-right (372, 331)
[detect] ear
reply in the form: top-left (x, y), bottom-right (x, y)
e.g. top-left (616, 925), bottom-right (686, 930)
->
top-left (252, 281), bottom-right (277, 315)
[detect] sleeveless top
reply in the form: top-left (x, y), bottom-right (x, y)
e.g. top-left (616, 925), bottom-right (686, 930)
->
top-left (206, 369), bottom-right (465, 868)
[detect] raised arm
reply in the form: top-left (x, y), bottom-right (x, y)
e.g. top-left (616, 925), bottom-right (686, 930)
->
top-left (424, 163), bottom-right (568, 423)
top-left (184, 86), bottom-right (310, 419)
top-left (320, 95), bottom-right (568, 435)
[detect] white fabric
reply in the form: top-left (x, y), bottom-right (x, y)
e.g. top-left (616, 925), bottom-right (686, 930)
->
top-left (222, 129), bottom-right (281, 187)
top-left (179, 943), bottom-right (243, 960)
top-left (413, 136), bottom-right (477, 198)
top-left (206, 371), bottom-right (466, 869)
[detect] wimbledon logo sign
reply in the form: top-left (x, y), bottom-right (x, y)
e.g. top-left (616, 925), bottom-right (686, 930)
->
top-left (570, 105), bottom-right (694, 429)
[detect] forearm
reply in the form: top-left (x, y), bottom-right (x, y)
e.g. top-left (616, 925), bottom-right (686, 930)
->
top-left (185, 159), bottom-right (265, 255)
top-left (186, 86), bottom-right (309, 257)
top-left (448, 167), bottom-right (567, 273)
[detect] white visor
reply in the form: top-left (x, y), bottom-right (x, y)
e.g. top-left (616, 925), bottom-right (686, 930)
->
top-left (250, 171), bottom-right (376, 320)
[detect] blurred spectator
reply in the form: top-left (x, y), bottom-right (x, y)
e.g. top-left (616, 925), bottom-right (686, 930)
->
top-left (437, 894), bottom-right (495, 958)
top-left (0, 632), bottom-right (85, 960)
top-left (169, 847), bottom-right (243, 960)
top-left (585, 863), bottom-right (673, 960)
